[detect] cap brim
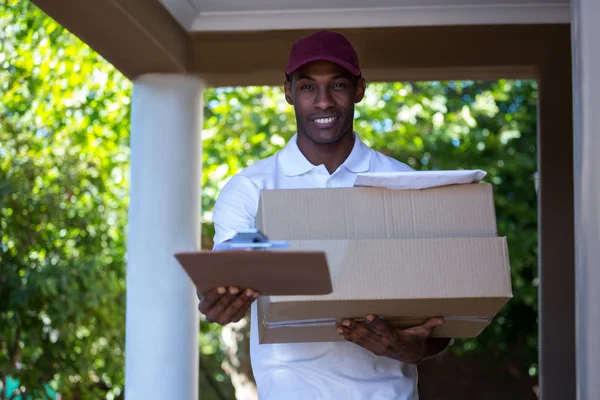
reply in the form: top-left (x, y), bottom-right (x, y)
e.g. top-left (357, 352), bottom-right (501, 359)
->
top-left (285, 55), bottom-right (361, 76)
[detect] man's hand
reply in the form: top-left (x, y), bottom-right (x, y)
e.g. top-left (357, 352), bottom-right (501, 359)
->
top-left (198, 286), bottom-right (259, 326)
top-left (336, 315), bottom-right (449, 364)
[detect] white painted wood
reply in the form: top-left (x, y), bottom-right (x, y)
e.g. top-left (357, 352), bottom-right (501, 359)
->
top-left (571, 0), bottom-right (600, 399)
top-left (157, 0), bottom-right (199, 29)
top-left (189, 0), bottom-right (567, 14)
top-left (125, 74), bottom-right (203, 400)
top-left (157, 0), bottom-right (569, 32)
top-left (189, 4), bottom-right (569, 31)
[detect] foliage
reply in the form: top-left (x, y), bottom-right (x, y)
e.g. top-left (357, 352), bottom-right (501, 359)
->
top-left (0, 1), bottom-right (130, 398)
top-left (1, 1), bottom-right (539, 399)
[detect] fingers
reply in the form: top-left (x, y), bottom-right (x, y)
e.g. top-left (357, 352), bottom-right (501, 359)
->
top-left (200, 287), bottom-right (259, 325)
top-left (336, 316), bottom-right (444, 363)
top-left (337, 319), bottom-right (387, 356)
top-left (364, 314), bottom-right (392, 336)
top-left (229, 295), bottom-right (256, 323)
top-left (400, 317), bottom-right (444, 342)
top-left (199, 287), bottom-right (226, 315)
top-left (206, 286), bottom-right (240, 322)
top-left (421, 317), bottom-right (444, 330)
top-left (405, 317), bottom-right (444, 337)
top-left (218, 288), bottom-right (259, 324)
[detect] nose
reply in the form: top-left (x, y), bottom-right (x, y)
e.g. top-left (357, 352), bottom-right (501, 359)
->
top-left (314, 88), bottom-right (335, 110)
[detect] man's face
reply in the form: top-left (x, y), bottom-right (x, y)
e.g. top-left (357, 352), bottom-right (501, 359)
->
top-left (284, 61), bottom-right (366, 145)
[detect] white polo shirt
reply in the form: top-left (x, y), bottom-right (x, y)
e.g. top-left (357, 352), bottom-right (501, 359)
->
top-left (212, 133), bottom-right (418, 400)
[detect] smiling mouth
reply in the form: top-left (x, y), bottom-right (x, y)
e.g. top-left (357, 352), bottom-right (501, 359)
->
top-left (312, 116), bottom-right (339, 126)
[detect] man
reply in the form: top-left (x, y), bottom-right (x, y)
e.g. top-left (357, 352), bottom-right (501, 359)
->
top-left (199, 30), bottom-right (450, 399)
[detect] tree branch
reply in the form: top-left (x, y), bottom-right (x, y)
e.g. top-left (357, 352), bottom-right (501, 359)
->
top-left (199, 355), bottom-right (228, 400)
top-left (9, 328), bottom-right (21, 367)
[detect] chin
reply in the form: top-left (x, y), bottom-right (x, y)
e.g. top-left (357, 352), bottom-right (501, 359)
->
top-left (305, 130), bottom-right (347, 145)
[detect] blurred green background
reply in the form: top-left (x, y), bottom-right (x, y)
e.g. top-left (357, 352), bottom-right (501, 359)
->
top-left (1, 1), bottom-right (538, 399)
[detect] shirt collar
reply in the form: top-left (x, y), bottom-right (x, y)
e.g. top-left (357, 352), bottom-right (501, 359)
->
top-left (279, 132), bottom-right (372, 176)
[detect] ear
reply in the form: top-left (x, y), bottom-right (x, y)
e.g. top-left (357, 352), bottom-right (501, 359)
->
top-left (354, 77), bottom-right (366, 104)
top-left (284, 79), bottom-right (294, 105)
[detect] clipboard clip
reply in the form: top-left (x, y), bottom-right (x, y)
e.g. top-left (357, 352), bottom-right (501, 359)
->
top-left (213, 229), bottom-right (290, 251)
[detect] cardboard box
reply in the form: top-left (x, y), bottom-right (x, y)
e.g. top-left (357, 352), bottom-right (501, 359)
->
top-left (256, 183), bottom-right (498, 240)
top-left (258, 237), bottom-right (511, 343)
top-left (255, 183), bottom-right (513, 344)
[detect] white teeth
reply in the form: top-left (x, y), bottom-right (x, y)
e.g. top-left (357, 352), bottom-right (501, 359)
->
top-left (315, 117), bottom-right (336, 124)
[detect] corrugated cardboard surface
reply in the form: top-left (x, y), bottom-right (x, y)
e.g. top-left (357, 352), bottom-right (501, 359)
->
top-left (258, 237), bottom-right (512, 343)
top-left (256, 183), bottom-right (497, 240)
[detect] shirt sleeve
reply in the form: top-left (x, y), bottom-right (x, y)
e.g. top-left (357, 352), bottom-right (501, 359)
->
top-left (212, 174), bottom-right (260, 246)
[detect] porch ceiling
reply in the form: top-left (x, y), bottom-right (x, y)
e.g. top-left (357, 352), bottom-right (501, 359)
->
top-left (162, 0), bottom-right (569, 31)
top-left (31, 0), bottom-right (570, 85)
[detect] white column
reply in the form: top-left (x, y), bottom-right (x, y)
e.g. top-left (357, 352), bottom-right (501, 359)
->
top-left (571, 1), bottom-right (600, 399)
top-left (125, 74), bottom-right (203, 399)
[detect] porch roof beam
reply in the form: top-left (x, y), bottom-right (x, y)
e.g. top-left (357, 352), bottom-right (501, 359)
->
top-left (30, 0), bottom-right (191, 79)
top-left (190, 24), bottom-right (567, 87)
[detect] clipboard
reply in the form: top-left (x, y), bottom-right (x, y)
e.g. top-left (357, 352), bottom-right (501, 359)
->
top-left (174, 229), bottom-right (333, 296)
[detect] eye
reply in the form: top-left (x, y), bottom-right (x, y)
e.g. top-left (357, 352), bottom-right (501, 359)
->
top-left (300, 84), bottom-right (315, 90)
top-left (332, 82), bottom-right (347, 89)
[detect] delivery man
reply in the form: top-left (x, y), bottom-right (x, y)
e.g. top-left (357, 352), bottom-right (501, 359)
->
top-left (199, 30), bottom-right (450, 400)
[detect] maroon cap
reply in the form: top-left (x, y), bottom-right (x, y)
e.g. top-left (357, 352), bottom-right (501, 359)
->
top-left (285, 30), bottom-right (361, 76)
